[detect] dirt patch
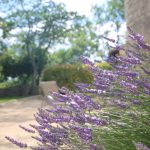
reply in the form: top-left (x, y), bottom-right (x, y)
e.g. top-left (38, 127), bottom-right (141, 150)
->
top-left (0, 95), bottom-right (45, 150)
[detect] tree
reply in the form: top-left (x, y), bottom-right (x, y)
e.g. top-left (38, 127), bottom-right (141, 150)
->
top-left (0, 17), bottom-right (14, 82)
top-left (67, 21), bottom-right (99, 63)
top-left (0, 0), bottom-right (79, 94)
top-left (48, 49), bottom-right (69, 65)
top-left (0, 55), bottom-right (33, 79)
top-left (49, 20), bottom-right (100, 64)
top-left (92, 0), bottom-right (125, 43)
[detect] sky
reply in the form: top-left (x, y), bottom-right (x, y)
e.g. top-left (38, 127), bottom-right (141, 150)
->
top-left (52, 0), bottom-right (126, 51)
top-left (0, 0), bottom-right (105, 18)
top-left (53, 0), bottom-right (126, 36)
top-left (0, 0), bottom-right (126, 59)
top-left (0, 0), bottom-right (106, 47)
top-left (52, 0), bottom-right (126, 61)
top-left (51, 0), bottom-right (106, 16)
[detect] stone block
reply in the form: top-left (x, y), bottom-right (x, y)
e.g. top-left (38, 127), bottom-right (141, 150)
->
top-left (39, 81), bottom-right (59, 96)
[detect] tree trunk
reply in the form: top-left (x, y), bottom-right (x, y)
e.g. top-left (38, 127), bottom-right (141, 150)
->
top-left (30, 56), bottom-right (39, 95)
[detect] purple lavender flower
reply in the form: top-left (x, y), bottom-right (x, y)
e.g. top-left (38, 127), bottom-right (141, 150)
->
top-left (5, 136), bottom-right (27, 148)
top-left (80, 56), bottom-right (94, 66)
top-left (46, 107), bottom-right (70, 114)
top-left (83, 95), bottom-right (100, 110)
top-left (132, 99), bottom-right (141, 105)
top-left (73, 114), bottom-right (86, 124)
top-left (31, 136), bottom-right (46, 143)
top-left (19, 125), bottom-right (35, 133)
top-left (52, 116), bottom-right (71, 123)
top-left (73, 95), bottom-right (87, 109)
top-left (71, 126), bottom-right (92, 142)
top-left (134, 142), bottom-right (150, 150)
top-left (30, 124), bottom-right (46, 130)
top-left (117, 71), bottom-right (138, 78)
top-left (143, 83), bottom-right (150, 90)
top-left (52, 92), bottom-right (70, 102)
top-left (128, 27), bottom-right (150, 51)
top-left (30, 147), bottom-right (45, 150)
top-left (90, 144), bottom-right (97, 150)
top-left (116, 100), bottom-right (128, 109)
top-left (85, 116), bottom-right (106, 126)
top-left (120, 80), bottom-right (137, 91)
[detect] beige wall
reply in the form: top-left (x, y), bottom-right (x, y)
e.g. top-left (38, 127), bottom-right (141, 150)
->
top-left (125, 0), bottom-right (150, 42)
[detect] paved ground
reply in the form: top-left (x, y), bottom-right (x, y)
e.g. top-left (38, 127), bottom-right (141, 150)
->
top-left (0, 95), bottom-right (46, 150)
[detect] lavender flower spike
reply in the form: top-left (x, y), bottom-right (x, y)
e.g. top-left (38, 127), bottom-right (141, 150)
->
top-left (5, 136), bottom-right (27, 148)
top-left (19, 125), bottom-right (35, 133)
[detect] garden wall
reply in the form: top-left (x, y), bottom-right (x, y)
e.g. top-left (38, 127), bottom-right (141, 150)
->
top-left (0, 85), bottom-right (30, 97)
top-left (125, 0), bottom-right (150, 42)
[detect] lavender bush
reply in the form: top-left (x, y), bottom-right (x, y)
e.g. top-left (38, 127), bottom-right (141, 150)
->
top-left (134, 143), bottom-right (150, 150)
top-left (5, 28), bottom-right (150, 150)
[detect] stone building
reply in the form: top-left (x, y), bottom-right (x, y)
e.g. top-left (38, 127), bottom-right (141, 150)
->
top-left (124, 0), bottom-right (150, 42)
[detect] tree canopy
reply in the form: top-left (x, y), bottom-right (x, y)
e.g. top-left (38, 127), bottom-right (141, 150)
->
top-left (0, 0), bottom-right (126, 95)
top-left (92, 0), bottom-right (125, 42)
top-left (0, 0), bottom-right (81, 94)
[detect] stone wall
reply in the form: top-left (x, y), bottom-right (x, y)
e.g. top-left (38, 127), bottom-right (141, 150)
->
top-left (125, 0), bottom-right (150, 42)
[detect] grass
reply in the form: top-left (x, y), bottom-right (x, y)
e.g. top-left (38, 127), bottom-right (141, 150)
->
top-left (0, 96), bottom-right (26, 103)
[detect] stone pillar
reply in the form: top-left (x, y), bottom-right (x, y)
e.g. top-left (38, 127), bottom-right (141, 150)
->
top-left (39, 81), bottom-right (59, 96)
top-left (125, 0), bottom-right (150, 42)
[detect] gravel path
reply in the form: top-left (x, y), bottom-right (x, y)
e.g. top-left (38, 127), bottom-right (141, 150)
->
top-left (0, 95), bottom-right (45, 150)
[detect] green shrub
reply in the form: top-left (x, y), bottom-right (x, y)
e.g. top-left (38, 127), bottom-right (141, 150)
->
top-left (0, 79), bottom-right (19, 89)
top-left (95, 61), bottom-right (113, 70)
top-left (41, 64), bottom-right (93, 90)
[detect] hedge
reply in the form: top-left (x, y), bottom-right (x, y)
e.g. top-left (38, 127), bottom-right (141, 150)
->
top-left (41, 64), bottom-right (93, 90)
